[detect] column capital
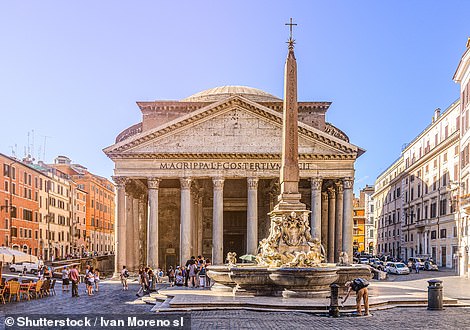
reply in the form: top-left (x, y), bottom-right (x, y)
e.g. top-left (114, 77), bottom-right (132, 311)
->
top-left (212, 177), bottom-right (225, 190)
top-left (321, 191), bottom-right (329, 201)
top-left (343, 177), bottom-right (354, 190)
top-left (327, 186), bottom-right (336, 199)
top-left (112, 176), bottom-right (128, 188)
top-left (310, 177), bottom-right (322, 191)
top-left (247, 177), bottom-right (259, 190)
top-left (180, 177), bottom-right (192, 190)
top-left (335, 181), bottom-right (344, 194)
top-left (147, 178), bottom-right (161, 190)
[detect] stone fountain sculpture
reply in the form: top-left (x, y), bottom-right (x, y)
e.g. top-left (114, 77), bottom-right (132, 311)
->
top-left (256, 211), bottom-right (325, 268)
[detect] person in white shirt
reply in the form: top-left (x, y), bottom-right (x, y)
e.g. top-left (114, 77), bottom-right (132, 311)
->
top-left (120, 266), bottom-right (129, 290)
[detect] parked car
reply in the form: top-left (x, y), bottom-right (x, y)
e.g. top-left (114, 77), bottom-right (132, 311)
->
top-left (359, 257), bottom-right (369, 264)
top-left (424, 260), bottom-right (439, 271)
top-left (375, 261), bottom-right (386, 271)
top-left (384, 261), bottom-right (395, 272)
top-left (9, 262), bottom-right (39, 274)
top-left (387, 262), bottom-right (410, 275)
top-left (368, 258), bottom-right (378, 265)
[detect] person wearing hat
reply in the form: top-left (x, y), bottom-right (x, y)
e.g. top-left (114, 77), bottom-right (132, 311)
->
top-left (342, 278), bottom-right (370, 316)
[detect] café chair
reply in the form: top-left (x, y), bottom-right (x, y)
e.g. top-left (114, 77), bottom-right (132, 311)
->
top-left (8, 281), bottom-right (20, 302)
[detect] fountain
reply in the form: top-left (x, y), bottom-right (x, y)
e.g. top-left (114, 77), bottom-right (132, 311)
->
top-left (206, 19), bottom-right (365, 298)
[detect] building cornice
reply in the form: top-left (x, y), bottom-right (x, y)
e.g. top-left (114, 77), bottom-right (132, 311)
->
top-left (453, 46), bottom-right (470, 82)
top-left (107, 152), bottom-right (357, 161)
top-left (405, 130), bottom-right (459, 174)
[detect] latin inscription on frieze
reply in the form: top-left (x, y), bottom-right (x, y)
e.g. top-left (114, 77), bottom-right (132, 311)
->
top-left (158, 161), bottom-right (313, 171)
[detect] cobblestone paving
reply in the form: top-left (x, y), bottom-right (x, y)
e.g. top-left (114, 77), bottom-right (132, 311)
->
top-left (0, 280), bottom-right (149, 315)
top-left (1, 277), bottom-right (470, 329)
top-left (188, 308), bottom-right (470, 330)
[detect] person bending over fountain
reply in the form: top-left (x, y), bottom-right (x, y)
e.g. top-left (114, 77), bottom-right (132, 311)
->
top-left (342, 278), bottom-right (370, 316)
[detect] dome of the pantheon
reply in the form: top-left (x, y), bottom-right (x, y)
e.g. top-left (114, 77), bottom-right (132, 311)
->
top-left (181, 85), bottom-right (282, 103)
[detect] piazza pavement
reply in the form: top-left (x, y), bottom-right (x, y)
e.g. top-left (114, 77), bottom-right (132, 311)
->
top-left (1, 269), bottom-right (470, 329)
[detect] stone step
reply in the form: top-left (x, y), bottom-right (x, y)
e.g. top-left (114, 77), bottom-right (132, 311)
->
top-left (150, 292), bottom-right (168, 301)
top-left (141, 296), bottom-right (157, 305)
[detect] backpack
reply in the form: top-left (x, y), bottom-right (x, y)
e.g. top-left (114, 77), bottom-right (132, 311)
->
top-left (352, 278), bottom-right (369, 291)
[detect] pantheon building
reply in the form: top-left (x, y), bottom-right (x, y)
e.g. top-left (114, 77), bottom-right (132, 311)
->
top-left (104, 85), bottom-right (364, 272)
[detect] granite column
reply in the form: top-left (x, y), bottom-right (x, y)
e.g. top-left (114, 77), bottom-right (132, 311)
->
top-left (310, 177), bottom-right (322, 241)
top-left (335, 181), bottom-right (344, 262)
top-left (147, 178), bottom-right (160, 269)
top-left (212, 177), bottom-right (224, 264)
top-left (342, 178), bottom-right (354, 259)
top-left (247, 177), bottom-right (259, 255)
top-left (180, 178), bottom-right (192, 264)
top-left (327, 186), bottom-right (336, 263)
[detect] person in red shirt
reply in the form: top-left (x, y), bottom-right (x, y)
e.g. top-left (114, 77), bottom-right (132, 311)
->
top-left (69, 264), bottom-right (80, 297)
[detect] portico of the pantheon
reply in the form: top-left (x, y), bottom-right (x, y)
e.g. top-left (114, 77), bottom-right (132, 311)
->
top-left (104, 85), bottom-right (364, 272)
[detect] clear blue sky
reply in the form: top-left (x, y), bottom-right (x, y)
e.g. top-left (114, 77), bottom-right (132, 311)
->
top-left (1, 1), bottom-right (469, 194)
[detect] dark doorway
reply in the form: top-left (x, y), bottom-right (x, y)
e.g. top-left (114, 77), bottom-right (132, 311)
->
top-left (223, 211), bottom-right (247, 262)
top-left (165, 254), bottom-right (176, 271)
top-left (441, 246), bottom-right (447, 267)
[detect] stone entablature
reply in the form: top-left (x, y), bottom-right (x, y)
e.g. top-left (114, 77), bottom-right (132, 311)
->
top-left (111, 159), bottom-right (355, 180)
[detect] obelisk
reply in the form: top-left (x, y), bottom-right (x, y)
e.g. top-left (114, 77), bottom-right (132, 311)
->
top-left (274, 18), bottom-right (306, 212)
top-left (257, 19), bottom-right (324, 267)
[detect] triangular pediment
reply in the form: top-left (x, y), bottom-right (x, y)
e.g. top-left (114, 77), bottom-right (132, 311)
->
top-left (104, 96), bottom-right (360, 158)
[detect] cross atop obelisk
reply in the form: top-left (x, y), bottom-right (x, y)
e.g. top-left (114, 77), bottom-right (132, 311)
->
top-left (275, 18), bottom-right (305, 211)
top-left (285, 18), bottom-right (297, 49)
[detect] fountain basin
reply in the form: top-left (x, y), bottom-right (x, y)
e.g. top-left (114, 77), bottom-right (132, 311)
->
top-left (230, 266), bottom-right (280, 296)
top-left (207, 265), bottom-right (237, 292)
top-left (213, 264), bottom-right (340, 297)
top-left (269, 266), bottom-right (339, 298)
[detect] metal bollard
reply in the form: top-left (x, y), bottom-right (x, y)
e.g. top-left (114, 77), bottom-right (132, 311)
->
top-left (427, 279), bottom-right (443, 310)
top-left (328, 284), bottom-right (341, 317)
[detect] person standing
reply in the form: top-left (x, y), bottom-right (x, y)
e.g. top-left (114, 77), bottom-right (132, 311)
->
top-left (185, 256), bottom-right (196, 287)
top-left (168, 266), bottom-right (175, 287)
top-left (205, 259), bottom-right (211, 287)
top-left (62, 266), bottom-right (70, 291)
top-left (148, 269), bottom-right (156, 291)
top-left (198, 263), bottom-right (206, 288)
top-left (342, 278), bottom-right (370, 316)
top-left (120, 266), bottom-right (129, 290)
top-left (86, 267), bottom-right (95, 296)
top-left (188, 262), bottom-right (197, 288)
top-left (415, 261), bottom-right (420, 274)
top-left (94, 269), bottom-right (100, 292)
top-left (136, 268), bottom-right (144, 297)
top-left (69, 265), bottom-right (80, 297)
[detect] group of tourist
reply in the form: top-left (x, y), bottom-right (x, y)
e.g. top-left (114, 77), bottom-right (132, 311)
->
top-left (167, 256), bottom-right (210, 288)
top-left (119, 265), bottom-right (164, 296)
top-left (36, 265), bottom-right (54, 281)
top-left (135, 266), bottom-right (164, 297)
top-left (56, 264), bottom-right (101, 297)
top-left (119, 255), bottom-right (212, 295)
